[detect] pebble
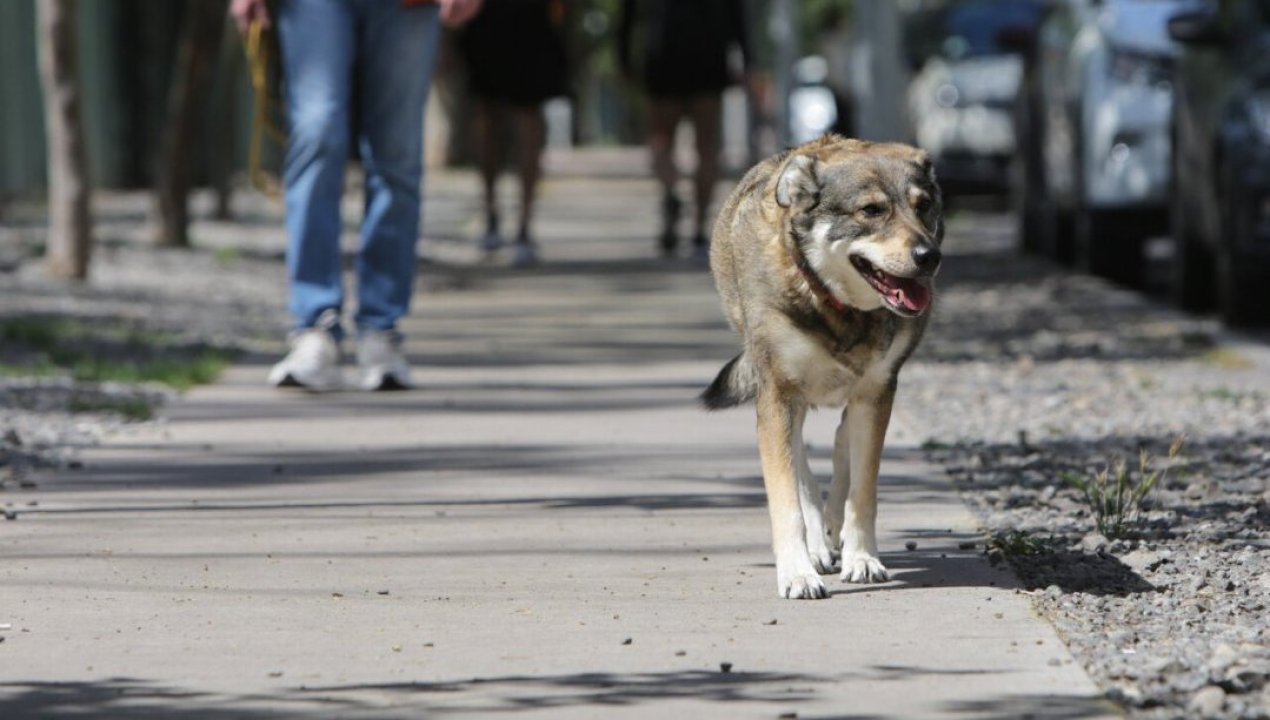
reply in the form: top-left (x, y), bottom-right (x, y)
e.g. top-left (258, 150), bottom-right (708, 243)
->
top-left (1188, 685), bottom-right (1227, 718)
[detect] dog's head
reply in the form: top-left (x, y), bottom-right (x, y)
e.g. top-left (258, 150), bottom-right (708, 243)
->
top-left (774, 137), bottom-right (943, 318)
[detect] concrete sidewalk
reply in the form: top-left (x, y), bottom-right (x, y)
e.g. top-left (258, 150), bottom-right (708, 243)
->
top-left (0, 162), bottom-right (1114, 718)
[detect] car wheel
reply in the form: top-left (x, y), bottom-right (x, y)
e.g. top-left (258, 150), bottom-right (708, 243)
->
top-left (1050, 204), bottom-right (1076, 266)
top-left (1217, 249), bottom-right (1270, 327)
top-left (1217, 187), bottom-right (1270, 326)
top-left (1016, 177), bottom-right (1046, 255)
top-left (1075, 207), bottom-right (1142, 287)
top-left (1169, 192), bottom-right (1215, 312)
top-left (1025, 190), bottom-right (1075, 264)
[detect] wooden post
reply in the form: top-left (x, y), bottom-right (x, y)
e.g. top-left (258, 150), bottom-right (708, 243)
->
top-left (155, 0), bottom-right (227, 247)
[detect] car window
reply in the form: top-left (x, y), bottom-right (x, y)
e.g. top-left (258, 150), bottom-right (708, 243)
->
top-left (941, 1), bottom-right (1044, 59)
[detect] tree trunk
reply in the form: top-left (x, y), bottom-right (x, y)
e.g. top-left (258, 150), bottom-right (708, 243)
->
top-left (155, 0), bottom-right (227, 247)
top-left (36, 0), bottom-right (92, 281)
top-left (211, 32), bottom-right (241, 221)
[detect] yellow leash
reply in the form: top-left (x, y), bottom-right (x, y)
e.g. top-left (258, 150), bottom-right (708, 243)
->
top-left (244, 19), bottom-right (286, 198)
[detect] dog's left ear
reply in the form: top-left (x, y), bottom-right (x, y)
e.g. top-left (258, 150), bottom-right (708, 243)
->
top-left (915, 150), bottom-right (938, 188)
top-left (914, 150), bottom-right (946, 243)
top-left (775, 154), bottom-right (820, 210)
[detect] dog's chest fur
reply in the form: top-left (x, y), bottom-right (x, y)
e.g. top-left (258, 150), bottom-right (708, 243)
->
top-left (768, 300), bottom-right (925, 406)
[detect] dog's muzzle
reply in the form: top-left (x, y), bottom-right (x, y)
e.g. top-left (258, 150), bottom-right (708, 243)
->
top-left (849, 255), bottom-right (934, 316)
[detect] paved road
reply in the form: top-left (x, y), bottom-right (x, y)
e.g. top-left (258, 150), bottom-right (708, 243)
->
top-left (0, 155), bottom-right (1116, 718)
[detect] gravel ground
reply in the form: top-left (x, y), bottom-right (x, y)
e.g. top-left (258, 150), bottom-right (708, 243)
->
top-left (903, 212), bottom-right (1270, 719)
top-left (0, 195), bottom-right (287, 484)
top-left (2, 196), bottom-right (1267, 718)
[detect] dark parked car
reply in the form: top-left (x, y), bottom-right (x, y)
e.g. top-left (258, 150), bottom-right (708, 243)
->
top-left (1013, 0), bottom-right (1192, 286)
top-left (1168, 0), bottom-right (1270, 326)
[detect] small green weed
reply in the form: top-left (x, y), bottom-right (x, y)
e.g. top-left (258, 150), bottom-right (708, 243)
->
top-left (989, 529), bottom-right (1045, 559)
top-left (1064, 437), bottom-right (1184, 539)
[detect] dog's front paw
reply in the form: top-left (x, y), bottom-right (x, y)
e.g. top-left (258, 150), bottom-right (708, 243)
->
top-left (778, 570), bottom-right (829, 600)
top-left (839, 552), bottom-right (889, 584)
top-left (807, 533), bottom-right (838, 575)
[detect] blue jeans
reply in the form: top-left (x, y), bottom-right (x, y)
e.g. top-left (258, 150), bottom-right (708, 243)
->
top-left (276, 0), bottom-right (440, 340)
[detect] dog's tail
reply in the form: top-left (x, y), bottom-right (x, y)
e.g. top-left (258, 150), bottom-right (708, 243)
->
top-left (700, 352), bottom-right (758, 410)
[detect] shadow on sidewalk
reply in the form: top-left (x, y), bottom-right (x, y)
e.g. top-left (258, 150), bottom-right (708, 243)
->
top-left (0, 669), bottom-right (1110, 718)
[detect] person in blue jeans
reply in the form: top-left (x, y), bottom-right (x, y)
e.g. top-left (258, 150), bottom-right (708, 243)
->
top-left (230, 0), bottom-right (482, 391)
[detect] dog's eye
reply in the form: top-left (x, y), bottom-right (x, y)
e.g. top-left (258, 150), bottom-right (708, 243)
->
top-left (857, 203), bottom-right (888, 219)
top-left (913, 196), bottom-right (932, 214)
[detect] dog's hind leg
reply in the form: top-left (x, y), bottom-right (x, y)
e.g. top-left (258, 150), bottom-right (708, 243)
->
top-left (837, 387), bottom-right (894, 584)
top-left (756, 388), bottom-right (828, 599)
top-left (825, 406), bottom-right (850, 556)
top-left (794, 436), bottom-right (835, 574)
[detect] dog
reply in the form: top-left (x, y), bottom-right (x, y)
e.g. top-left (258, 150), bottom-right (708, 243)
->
top-left (702, 134), bottom-right (943, 599)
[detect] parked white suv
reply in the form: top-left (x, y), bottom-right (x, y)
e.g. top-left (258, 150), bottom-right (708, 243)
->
top-left (1014, 0), bottom-right (1196, 285)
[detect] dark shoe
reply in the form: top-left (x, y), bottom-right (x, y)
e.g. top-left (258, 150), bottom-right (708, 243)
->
top-left (690, 233), bottom-right (710, 264)
top-left (510, 240), bottom-right (540, 268)
top-left (659, 193), bottom-right (682, 256)
top-left (479, 211), bottom-right (503, 253)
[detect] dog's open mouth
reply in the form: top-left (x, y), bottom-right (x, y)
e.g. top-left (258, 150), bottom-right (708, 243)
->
top-left (850, 256), bottom-right (931, 315)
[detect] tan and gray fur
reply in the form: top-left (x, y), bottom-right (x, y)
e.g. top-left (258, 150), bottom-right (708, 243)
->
top-left (703, 134), bottom-right (943, 599)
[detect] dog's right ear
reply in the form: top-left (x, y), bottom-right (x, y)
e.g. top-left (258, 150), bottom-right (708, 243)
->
top-left (775, 154), bottom-right (820, 210)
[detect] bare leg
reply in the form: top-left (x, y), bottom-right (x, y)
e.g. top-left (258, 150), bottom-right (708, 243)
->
top-left (687, 93), bottom-right (722, 244)
top-left (647, 98), bottom-right (682, 254)
top-left (648, 98), bottom-right (680, 193)
top-left (473, 99), bottom-right (502, 246)
top-left (512, 104), bottom-right (546, 242)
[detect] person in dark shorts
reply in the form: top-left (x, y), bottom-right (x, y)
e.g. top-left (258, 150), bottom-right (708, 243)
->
top-left (618, 0), bottom-right (751, 259)
top-left (459, 0), bottom-right (568, 267)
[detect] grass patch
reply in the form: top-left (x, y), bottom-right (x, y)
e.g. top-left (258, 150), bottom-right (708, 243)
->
top-left (62, 352), bottom-right (231, 391)
top-left (68, 396), bottom-right (154, 421)
top-left (1198, 347), bottom-right (1253, 370)
top-left (213, 246), bottom-right (240, 268)
top-left (0, 360), bottom-right (57, 378)
top-left (1201, 386), bottom-right (1251, 402)
top-left (0, 315), bottom-right (236, 405)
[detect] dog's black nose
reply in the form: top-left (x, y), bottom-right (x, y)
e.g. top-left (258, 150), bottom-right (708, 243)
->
top-left (912, 244), bottom-right (941, 272)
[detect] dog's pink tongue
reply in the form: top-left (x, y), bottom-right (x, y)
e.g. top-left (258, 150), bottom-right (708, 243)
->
top-left (890, 280), bottom-right (930, 313)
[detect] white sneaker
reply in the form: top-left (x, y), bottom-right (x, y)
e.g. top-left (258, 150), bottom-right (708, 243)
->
top-left (268, 327), bottom-right (342, 391)
top-left (357, 330), bottom-right (411, 391)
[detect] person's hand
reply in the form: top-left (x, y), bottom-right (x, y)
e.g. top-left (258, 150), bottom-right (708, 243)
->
top-left (230, 0), bottom-right (270, 35)
top-left (438, 0), bottom-right (482, 27)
